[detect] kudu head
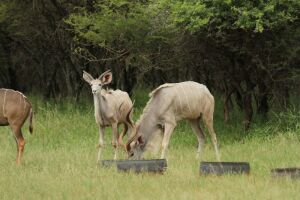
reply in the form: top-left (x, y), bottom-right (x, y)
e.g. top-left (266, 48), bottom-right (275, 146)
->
top-left (126, 125), bottom-right (145, 160)
top-left (82, 70), bottom-right (112, 94)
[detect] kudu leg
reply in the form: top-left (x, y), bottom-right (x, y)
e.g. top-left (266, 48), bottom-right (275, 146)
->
top-left (189, 119), bottom-right (205, 160)
top-left (11, 125), bottom-right (25, 165)
top-left (97, 126), bottom-right (105, 163)
top-left (204, 116), bottom-right (221, 161)
top-left (160, 123), bottom-right (176, 159)
top-left (111, 123), bottom-right (119, 160)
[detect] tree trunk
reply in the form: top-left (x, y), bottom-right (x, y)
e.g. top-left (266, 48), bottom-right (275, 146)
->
top-left (123, 67), bottom-right (137, 97)
top-left (243, 92), bottom-right (253, 131)
top-left (257, 82), bottom-right (269, 119)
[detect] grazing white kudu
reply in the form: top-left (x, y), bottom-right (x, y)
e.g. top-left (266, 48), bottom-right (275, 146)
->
top-left (83, 70), bottom-right (134, 161)
top-left (0, 89), bottom-right (33, 164)
top-left (126, 81), bottom-right (220, 161)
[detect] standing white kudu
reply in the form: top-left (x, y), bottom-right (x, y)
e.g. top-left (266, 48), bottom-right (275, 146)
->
top-left (83, 70), bottom-right (134, 161)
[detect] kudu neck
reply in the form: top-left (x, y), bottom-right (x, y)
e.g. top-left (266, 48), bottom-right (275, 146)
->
top-left (93, 89), bottom-right (106, 115)
top-left (138, 114), bottom-right (158, 141)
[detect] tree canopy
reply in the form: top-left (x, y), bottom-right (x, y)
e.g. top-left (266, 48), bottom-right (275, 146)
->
top-left (0, 0), bottom-right (299, 128)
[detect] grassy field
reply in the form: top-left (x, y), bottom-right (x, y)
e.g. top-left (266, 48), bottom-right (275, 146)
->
top-left (0, 93), bottom-right (299, 200)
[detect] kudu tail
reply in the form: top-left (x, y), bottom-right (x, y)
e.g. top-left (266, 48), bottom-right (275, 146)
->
top-left (29, 108), bottom-right (33, 134)
top-left (126, 100), bottom-right (135, 126)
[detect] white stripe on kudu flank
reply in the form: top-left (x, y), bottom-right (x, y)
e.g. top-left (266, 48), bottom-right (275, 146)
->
top-left (23, 96), bottom-right (26, 116)
top-left (1, 89), bottom-right (28, 117)
top-left (174, 87), bottom-right (182, 113)
top-left (3, 89), bottom-right (8, 116)
top-left (181, 84), bottom-right (192, 114)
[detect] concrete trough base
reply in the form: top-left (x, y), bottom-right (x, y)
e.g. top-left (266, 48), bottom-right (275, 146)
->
top-left (200, 162), bottom-right (250, 175)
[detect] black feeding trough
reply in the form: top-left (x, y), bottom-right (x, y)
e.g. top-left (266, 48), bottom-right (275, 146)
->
top-left (271, 168), bottom-right (300, 179)
top-left (100, 159), bottom-right (167, 173)
top-left (200, 162), bottom-right (250, 175)
top-left (117, 159), bottom-right (167, 173)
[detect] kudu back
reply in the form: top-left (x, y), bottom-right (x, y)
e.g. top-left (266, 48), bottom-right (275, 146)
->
top-left (0, 89), bottom-right (33, 164)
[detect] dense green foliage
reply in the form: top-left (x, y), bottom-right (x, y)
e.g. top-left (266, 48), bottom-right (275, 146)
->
top-left (0, 0), bottom-right (299, 128)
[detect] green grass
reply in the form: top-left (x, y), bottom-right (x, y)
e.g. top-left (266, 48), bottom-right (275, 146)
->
top-left (0, 93), bottom-right (299, 200)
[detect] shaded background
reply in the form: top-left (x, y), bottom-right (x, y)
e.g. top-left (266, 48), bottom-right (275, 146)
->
top-left (0, 0), bottom-right (299, 128)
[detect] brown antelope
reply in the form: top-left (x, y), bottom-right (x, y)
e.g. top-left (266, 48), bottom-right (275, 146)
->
top-left (83, 70), bottom-right (134, 161)
top-left (0, 89), bottom-right (33, 164)
top-left (126, 81), bottom-right (220, 161)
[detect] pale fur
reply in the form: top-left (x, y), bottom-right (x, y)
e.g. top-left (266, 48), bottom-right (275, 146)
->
top-left (83, 70), bottom-right (134, 161)
top-left (0, 88), bottom-right (33, 164)
top-left (127, 81), bottom-right (220, 161)
top-left (94, 89), bottom-right (133, 126)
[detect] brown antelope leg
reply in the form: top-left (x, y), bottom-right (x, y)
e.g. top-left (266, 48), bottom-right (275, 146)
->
top-left (11, 125), bottom-right (25, 165)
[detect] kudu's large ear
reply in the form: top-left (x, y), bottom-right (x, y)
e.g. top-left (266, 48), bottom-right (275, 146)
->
top-left (98, 70), bottom-right (112, 85)
top-left (83, 71), bottom-right (94, 84)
